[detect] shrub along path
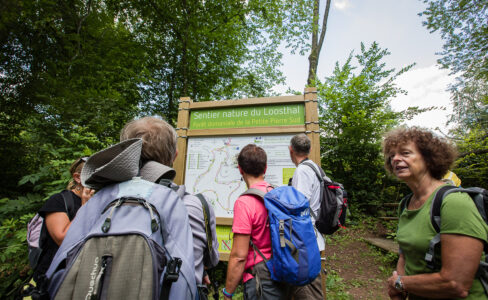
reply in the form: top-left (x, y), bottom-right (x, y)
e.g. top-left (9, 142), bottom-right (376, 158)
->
top-left (324, 219), bottom-right (398, 299)
top-left (208, 217), bottom-right (397, 299)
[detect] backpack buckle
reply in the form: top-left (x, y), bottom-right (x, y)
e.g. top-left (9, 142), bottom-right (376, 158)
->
top-left (164, 257), bottom-right (182, 282)
top-left (279, 220), bottom-right (285, 247)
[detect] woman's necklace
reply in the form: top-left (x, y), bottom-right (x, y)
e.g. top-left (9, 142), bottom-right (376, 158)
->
top-left (409, 195), bottom-right (425, 210)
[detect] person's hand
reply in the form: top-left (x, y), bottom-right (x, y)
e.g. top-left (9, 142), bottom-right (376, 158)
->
top-left (387, 271), bottom-right (402, 299)
top-left (388, 285), bottom-right (403, 299)
top-left (81, 187), bottom-right (95, 205)
top-left (203, 274), bottom-right (211, 285)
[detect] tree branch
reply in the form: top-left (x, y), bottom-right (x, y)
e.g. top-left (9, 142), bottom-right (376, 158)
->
top-left (459, 149), bottom-right (488, 158)
top-left (307, 0), bottom-right (331, 85)
top-left (317, 0), bottom-right (331, 56)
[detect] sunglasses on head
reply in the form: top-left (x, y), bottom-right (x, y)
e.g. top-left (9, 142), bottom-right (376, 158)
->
top-left (73, 157), bottom-right (89, 169)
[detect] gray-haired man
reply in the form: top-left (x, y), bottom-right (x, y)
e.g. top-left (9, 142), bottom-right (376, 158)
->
top-left (120, 116), bottom-right (220, 298)
top-left (288, 133), bottom-right (326, 300)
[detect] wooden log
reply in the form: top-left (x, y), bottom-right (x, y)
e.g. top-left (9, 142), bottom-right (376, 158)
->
top-left (364, 237), bottom-right (399, 254)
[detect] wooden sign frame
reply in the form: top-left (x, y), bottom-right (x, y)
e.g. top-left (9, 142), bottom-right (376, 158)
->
top-left (174, 87), bottom-right (320, 258)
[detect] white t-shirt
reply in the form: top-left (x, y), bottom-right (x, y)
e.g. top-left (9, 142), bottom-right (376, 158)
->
top-left (291, 159), bottom-right (326, 251)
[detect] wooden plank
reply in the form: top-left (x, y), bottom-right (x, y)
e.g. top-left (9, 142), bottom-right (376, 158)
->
top-left (174, 98), bottom-right (191, 185)
top-left (189, 95), bottom-right (304, 109)
top-left (187, 125), bottom-right (306, 137)
top-left (379, 217), bottom-right (399, 220)
top-left (304, 87), bottom-right (321, 166)
top-left (384, 203), bottom-right (400, 207)
top-left (364, 237), bottom-right (399, 254)
top-left (216, 217), bottom-right (233, 226)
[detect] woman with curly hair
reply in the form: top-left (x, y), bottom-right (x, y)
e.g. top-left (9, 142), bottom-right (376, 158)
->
top-left (383, 127), bottom-right (488, 300)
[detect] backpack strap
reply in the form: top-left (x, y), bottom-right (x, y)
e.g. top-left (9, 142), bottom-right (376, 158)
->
top-left (249, 240), bottom-right (269, 264)
top-left (298, 161), bottom-right (325, 221)
top-left (153, 179), bottom-right (186, 300)
top-left (430, 185), bottom-right (458, 232)
top-left (60, 190), bottom-right (76, 220)
top-left (301, 161), bottom-right (326, 182)
top-left (241, 188), bottom-right (266, 199)
top-left (158, 178), bottom-right (179, 192)
top-left (241, 188), bottom-right (270, 274)
top-left (398, 193), bottom-right (411, 217)
top-left (160, 257), bottom-right (182, 300)
top-left (424, 185), bottom-right (461, 270)
top-left (158, 178), bottom-right (187, 200)
top-left (195, 193), bottom-right (213, 268)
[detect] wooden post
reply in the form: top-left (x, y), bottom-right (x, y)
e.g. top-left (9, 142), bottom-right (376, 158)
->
top-left (305, 87), bottom-right (326, 300)
top-left (304, 87), bottom-right (321, 167)
top-left (174, 97), bottom-right (191, 185)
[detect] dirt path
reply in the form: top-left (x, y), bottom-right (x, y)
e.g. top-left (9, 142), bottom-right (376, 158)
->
top-left (324, 223), bottom-right (397, 299)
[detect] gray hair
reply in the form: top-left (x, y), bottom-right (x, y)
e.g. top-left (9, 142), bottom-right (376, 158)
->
top-left (290, 133), bottom-right (311, 155)
top-left (120, 116), bottom-right (177, 166)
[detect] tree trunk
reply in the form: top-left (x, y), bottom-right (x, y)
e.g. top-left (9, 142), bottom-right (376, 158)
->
top-left (307, 0), bottom-right (331, 86)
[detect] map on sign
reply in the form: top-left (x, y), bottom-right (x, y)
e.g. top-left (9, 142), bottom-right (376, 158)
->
top-left (184, 135), bottom-right (297, 218)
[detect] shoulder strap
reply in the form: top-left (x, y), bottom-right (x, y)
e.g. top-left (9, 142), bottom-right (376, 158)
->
top-left (398, 193), bottom-right (411, 217)
top-left (300, 161), bottom-right (325, 221)
top-left (301, 161), bottom-right (324, 182)
top-left (424, 185), bottom-right (460, 270)
top-left (430, 185), bottom-right (458, 232)
top-left (60, 190), bottom-right (76, 220)
top-left (195, 193), bottom-right (213, 265)
top-left (158, 178), bottom-right (186, 199)
top-left (158, 178), bottom-right (179, 192)
top-left (241, 188), bottom-right (267, 199)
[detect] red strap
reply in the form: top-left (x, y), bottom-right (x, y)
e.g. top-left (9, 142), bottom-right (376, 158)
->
top-left (328, 185), bottom-right (341, 189)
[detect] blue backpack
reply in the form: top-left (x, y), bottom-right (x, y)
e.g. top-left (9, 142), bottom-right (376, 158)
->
top-left (242, 186), bottom-right (321, 286)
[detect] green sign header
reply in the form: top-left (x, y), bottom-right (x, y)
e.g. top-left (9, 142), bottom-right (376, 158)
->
top-left (190, 104), bottom-right (304, 129)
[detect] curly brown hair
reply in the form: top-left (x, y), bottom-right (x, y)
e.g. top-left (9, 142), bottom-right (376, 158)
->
top-left (382, 127), bottom-right (458, 180)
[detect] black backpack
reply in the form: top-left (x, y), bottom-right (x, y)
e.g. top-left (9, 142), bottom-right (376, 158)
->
top-left (400, 185), bottom-right (488, 293)
top-left (23, 191), bottom-right (76, 299)
top-left (300, 161), bottom-right (348, 235)
top-left (27, 190), bottom-right (76, 271)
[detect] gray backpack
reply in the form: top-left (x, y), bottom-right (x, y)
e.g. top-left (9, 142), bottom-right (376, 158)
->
top-left (46, 178), bottom-right (197, 300)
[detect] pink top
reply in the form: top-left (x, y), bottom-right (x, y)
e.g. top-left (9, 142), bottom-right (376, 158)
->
top-left (232, 180), bottom-right (272, 283)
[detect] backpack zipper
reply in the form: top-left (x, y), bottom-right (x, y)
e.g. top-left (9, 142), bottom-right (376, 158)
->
top-left (91, 254), bottom-right (112, 300)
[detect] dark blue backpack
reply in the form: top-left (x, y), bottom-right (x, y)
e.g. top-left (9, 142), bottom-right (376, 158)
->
top-left (243, 186), bottom-right (321, 286)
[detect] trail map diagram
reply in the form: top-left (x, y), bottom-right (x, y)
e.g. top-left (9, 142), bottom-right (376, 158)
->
top-left (184, 135), bottom-right (296, 218)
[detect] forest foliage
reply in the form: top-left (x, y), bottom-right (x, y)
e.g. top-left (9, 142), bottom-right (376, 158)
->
top-left (0, 0), bottom-right (486, 298)
top-left (419, 0), bottom-right (488, 188)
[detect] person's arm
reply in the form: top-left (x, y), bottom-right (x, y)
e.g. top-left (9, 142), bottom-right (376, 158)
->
top-left (44, 212), bottom-right (71, 246)
top-left (223, 233), bottom-right (250, 300)
top-left (396, 251), bottom-right (405, 275)
top-left (388, 234), bottom-right (483, 298)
